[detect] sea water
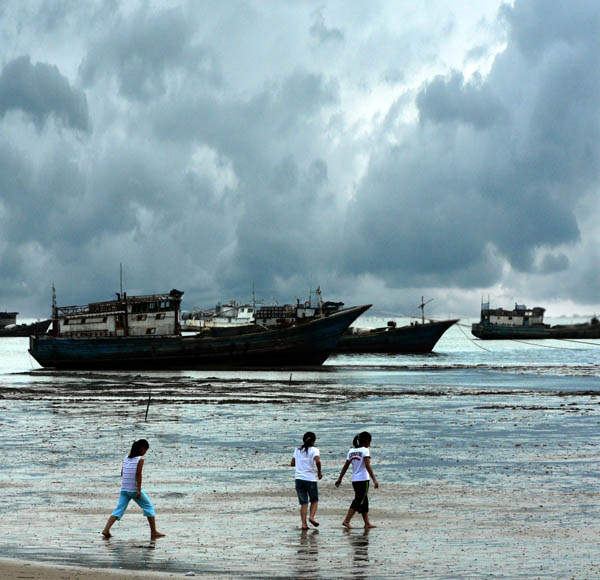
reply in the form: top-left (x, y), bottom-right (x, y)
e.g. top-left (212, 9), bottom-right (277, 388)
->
top-left (1, 319), bottom-right (599, 578)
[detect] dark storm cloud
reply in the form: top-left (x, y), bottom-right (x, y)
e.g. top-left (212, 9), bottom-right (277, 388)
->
top-left (343, 0), bottom-right (599, 293)
top-left (416, 71), bottom-right (506, 129)
top-left (80, 4), bottom-right (220, 101)
top-left (0, 56), bottom-right (89, 131)
top-left (2, 0), bottom-right (600, 316)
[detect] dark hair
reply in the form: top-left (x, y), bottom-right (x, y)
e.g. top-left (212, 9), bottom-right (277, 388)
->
top-left (299, 431), bottom-right (316, 453)
top-left (353, 431), bottom-right (371, 448)
top-left (128, 439), bottom-right (149, 458)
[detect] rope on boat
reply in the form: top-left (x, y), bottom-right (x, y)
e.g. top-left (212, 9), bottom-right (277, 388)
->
top-left (510, 339), bottom-right (579, 350)
top-left (456, 322), bottom-right (491, 351)
top-left (556, 338), bottom-right (600, 346)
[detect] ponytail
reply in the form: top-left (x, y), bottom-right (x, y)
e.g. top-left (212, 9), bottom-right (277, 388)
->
top-left (128, 438), bottom-right (150, 458)
top-left (353, 431), bottom-right (371, 448)
top-left (299, 431), bottom-right (316, 454)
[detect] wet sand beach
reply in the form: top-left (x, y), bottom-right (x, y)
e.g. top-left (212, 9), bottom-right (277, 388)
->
top-left (2, 332), bottom-right (600, 578)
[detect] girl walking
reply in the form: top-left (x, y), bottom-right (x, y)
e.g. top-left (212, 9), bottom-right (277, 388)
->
top-left (335, 431), bottom-right (379, 529)
top-left (102, 439), bottom-right (165, 538)
top-left (290, 432), bottom-right (322, 529)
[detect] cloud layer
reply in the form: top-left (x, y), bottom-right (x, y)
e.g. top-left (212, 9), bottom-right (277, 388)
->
top-left (1, 0), bottom-right (599, 318)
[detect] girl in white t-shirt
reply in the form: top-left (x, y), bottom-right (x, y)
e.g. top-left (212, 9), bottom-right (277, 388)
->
top-left (290, 431), bottom-right (322, 529)
top-left (335, 431), bottom-right (379, 528)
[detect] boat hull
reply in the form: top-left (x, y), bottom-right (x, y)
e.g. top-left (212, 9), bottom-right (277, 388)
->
top-left (471, 321), bottom-right (600, 340)
top-left (28, 305), bottom-right (370, 369)
top-left (336, 319), bottom-right (458, 353)
top-left (0, 320), bottom-right (52, 337)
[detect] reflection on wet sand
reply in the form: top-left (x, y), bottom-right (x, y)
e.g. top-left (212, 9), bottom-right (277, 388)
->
top-left (295, 529), bottom-right (319, 579)
top-left (346, 528), bottom-right (370, 578)
top-left (101, 537), bottom-right (157, 571)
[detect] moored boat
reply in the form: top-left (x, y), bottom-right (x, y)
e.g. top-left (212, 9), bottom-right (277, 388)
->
top-left (28, 288), bottom-right (370, 369)
top-left (335, 318), bottom-right (459, 353)
top-left (471, 301), bottom-right (600, 340)
top-left (0, 311), bottom-right (51, 337)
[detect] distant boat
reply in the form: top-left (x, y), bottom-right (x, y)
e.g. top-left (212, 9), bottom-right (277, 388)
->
top-left (335, 318), bottom-right (458, 353)
top-left (0, 311), bottom-right (51, 337)
top-left (28, 288), bottom-right (370, 369)
top-left (471, 301), bottom-right (600, 340)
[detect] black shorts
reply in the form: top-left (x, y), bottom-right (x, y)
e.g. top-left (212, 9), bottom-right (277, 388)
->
top-left (350, 480), bottom-right (369, 513)
top-left (295, 479), bottom-right (319, 505)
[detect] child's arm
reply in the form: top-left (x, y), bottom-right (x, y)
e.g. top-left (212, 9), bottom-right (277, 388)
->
top-left (290, 457), bottom-right (296, 467)
top-left (315, 456), bottom-right (322, 480)
top-left (335, 460), bottom-right (351, 485)
top-left (135, 458), bottom-right (145, 498)
top-left (364, 457), bottom-right (379, 488)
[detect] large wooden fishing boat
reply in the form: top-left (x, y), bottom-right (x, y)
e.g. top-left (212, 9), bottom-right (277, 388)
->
top-left (28, 288), bottom-right (370, 369)
top-left (471, 301), bottom-right (600, 340)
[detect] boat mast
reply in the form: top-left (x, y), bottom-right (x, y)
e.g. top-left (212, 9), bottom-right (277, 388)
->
top-left (418, 296), bottom-right (433, 324)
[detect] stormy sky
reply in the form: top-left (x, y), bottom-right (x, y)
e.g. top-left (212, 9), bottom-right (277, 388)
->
top-left (1, 0), bottom-right (599, 319)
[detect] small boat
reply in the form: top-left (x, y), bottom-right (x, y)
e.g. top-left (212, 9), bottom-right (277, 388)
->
top-left (0, 311), bottom-right (51, 337)
top-left (471, 301), bottom-right (600, 340)
top-left (28, 287), bottom-right (370, 369)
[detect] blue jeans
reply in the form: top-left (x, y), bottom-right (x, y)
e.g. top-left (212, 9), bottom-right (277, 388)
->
top-left (295, 479), bottom-right (319, 505)
top-left (112, 490), bottom-right (155, 519)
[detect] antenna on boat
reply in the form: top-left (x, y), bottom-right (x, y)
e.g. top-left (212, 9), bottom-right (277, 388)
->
top-left (51, 283), bottom-right (56, 319)
top-left (119, 263), bottom-right (123, 297)
top-left (418, 296), bottom-right (433, 324)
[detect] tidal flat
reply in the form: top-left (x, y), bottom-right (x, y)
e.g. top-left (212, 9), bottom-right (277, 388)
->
top-left (1, 330), bottom-right (600, 578)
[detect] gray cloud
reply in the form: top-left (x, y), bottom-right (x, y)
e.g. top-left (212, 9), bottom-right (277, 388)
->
top-left (1, 0), bottom-right (600, 316)
top-left (0, 56), bottom-right (89, 131)
top-left (80, 4), bottom-right (220, 101)
top-left (310, 8), bottom-right (344, 45)
top-left (343, 0), bottom-right (598, 297)
top-left (416, 71), bottom-right (506, 129)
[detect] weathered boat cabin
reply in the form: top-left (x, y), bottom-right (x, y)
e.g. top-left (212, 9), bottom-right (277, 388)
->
top-left (0, 311), bottom-right (18, 328)
top-left (52, 289), bottom-right (183, 338)
top-left (478, 302), bottom-right (546, 328)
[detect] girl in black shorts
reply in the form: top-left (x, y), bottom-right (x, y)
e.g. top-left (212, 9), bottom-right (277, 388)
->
top-left (335, 431), bottom-right (379, 528)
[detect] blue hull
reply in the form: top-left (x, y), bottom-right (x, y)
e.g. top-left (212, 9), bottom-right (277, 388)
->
top-left (336, 319), bottom-right (458, 353)
top-left (29, 305), bottom-right (370, 369)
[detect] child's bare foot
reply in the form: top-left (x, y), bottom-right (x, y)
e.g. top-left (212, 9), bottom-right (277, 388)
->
top-left (102, 530), bottom-right (112, 538)
top-left (364, 523), bottom-right (377, 528)
top-left (309, 518), bottom-right (319, 527)
top-left (151, 532), bottom-right (166, 538)
top-left (342, 521), bottom-right (354, 529)
top-left (301, 526), bottom-right (309, 530)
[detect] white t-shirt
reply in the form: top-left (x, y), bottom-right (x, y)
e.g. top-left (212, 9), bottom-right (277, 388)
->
top-left (293, 446), bottom-right (320, 482)
top-left (347, 446), bottom-right (370, 481)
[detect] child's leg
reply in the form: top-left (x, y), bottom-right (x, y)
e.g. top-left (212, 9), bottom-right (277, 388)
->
top-left (147, 516), bottom-right (166, 538)
top-left (300, 503), bottom-right (309, 529)
top-left (102, 492), bottom-right (133, 537)
top-left (134, 491), bottom-right (165, 538)
top-left (308, 482), bottom-right (319, 526)
top-left (361, 512), bottom-right (376, 528)
top-left (102, 515), bottom-right (118, 538)
top-left (342, 507), bottom-right (356, 528)
top-left (309, 501), bottom-right (319, 526)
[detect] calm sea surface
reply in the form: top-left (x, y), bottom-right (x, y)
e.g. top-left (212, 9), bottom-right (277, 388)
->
top-left (1, 317), bottom-right (600, 578)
